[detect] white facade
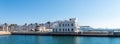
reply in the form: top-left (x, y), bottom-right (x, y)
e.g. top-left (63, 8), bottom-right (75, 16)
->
top-left (52, 18), bottom-right (80, 32)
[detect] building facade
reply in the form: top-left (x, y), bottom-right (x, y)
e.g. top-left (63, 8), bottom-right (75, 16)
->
top-left (52, 18), bottom-right (80, 32)
top-left (35, 25), bottom-right (52, 32)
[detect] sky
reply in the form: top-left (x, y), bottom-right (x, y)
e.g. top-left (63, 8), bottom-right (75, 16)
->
top-left (0, 0), bottom-right (120, 28)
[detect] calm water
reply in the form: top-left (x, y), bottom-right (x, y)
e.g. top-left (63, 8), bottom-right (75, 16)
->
top-left (0, 35), bottom-right (120, 44)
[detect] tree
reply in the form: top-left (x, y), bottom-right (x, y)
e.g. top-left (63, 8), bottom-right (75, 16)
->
top-left (3, 23), bottom-right (8, 31)
top-left (35, 23), bottom-right (38, 26)
top-left (4, 23), bottom-right (8, 26)
top-left (24, 23), bottom-right (27, 26)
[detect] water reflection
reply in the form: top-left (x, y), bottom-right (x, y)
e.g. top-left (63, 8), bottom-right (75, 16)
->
top-left (0, 35), bottom-right (11, 38)
top-left (51, 36), bottom-right (80, 44)
top-left (80, 37), bottom-right (120, 44)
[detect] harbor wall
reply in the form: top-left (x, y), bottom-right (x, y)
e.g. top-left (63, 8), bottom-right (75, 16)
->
top-left (5, 31), bottom-right (120, 37)
top-left (11, 31), bottom-right (110, 36)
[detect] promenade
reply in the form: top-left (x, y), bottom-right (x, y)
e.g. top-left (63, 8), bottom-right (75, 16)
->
top-left (1, 31), bottom-right (120, 37)
top-left (10, 31), bottom-right (119, 37)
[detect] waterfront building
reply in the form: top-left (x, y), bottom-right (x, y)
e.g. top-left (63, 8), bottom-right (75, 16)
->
top-left (28, 23), bottom-right (38, 31)
top-left (9, 24), bottom-right (18, 31)
top-left (52, 18), bottom-right (81, 32)
top-left (35, 25), bottom-right (52, 32)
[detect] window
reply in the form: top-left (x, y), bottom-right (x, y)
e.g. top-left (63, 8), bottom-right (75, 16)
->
top-left (65, 29), bottom-right (67, 31)
top-left (68, 24), bottom-right (69, 26)
top-left (63, 24), bottom-right (64, 27)
top-left (65, 24), bottom-right (67, 26)
top-left (63, 29), bottom-right (64, 31)
top-left (71, 29), bottom-right (74, 31)
top-left (59, 24), bottom-right (61, 27)
top-left (68, 28), bottom-right (69, 31)
top-left (59, 29), bottom-right (61, 31)
top-left (71, 23), bottom-right (74, 26)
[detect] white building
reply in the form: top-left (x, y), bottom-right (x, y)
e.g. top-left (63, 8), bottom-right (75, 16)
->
top-left (35, 25), bottom-right (52, 32)
top-left (52, 18), bottom-right (80, 32)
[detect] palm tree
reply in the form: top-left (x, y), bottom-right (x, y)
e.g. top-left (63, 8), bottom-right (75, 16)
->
top-left (35, 23), bottom-right (38, 26)
top-left (4, 23), bottom-right (8, 31)
top-left (4, 23), bottom-right (8, 26)
top-left (24, 23), bottom-right (27, 26)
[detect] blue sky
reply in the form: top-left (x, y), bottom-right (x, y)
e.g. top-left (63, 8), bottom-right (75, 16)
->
top-left (0, 0), bottom-right (120, 28)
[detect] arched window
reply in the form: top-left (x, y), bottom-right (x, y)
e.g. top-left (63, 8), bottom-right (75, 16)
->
top-left (71, 28), bottom-right (74, 31)
top-left (59, 29), bottom-right (61, 31)
top-left (65, 24), bottom-right (67, 26)
top-left (63, 24), bottom-right (64, 27)
top-left (71, 23), bottom-right (74, 26)
top-left (63, 29), bottom-right (64, 32)
top-left (68, 28), bottom-right (69, 31)
top-left (59, 24), bottom-right (61, 27)
top-left (68, 24), bottom-right (69, 26)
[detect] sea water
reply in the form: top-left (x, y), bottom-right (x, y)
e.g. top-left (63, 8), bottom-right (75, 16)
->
top-left (0, 35), bottom-right (120, 44)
